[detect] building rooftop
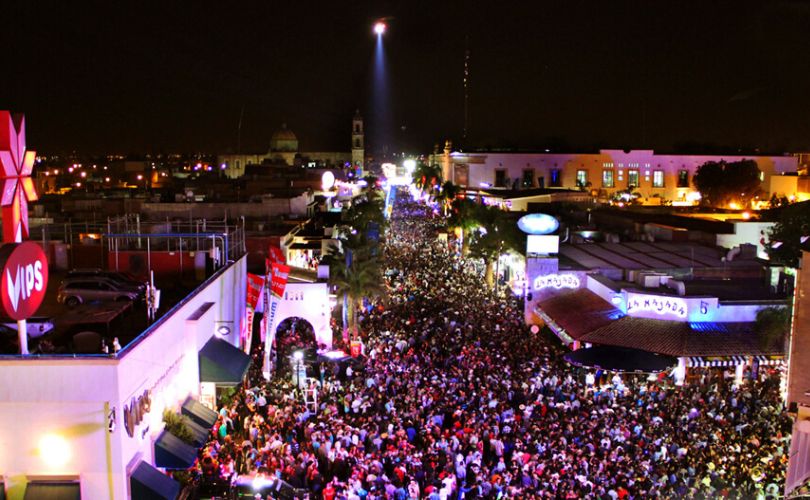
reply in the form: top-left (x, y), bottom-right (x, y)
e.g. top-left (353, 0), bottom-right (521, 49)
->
top-left (559, 241), bottom-right (762, 272)
top-left (579, 318), bottom-right (778, 357)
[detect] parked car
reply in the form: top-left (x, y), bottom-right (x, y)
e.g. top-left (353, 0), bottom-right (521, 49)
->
top-left (0, 316), bottom-right (55, 338)
top-left (57, 278), bottom-right (142, 308)
top-left (67, 268), bottom-right (146, 291)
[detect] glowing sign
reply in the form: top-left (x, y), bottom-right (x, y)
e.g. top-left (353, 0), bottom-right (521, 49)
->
top-left (534, 273), bottom-right (580, 290)
top-left (518, 213), bottom-right (559, 235)
top-left (0, 112), bottom-right (38, 242)
top-left (0, 241), bottom-right (48, 320)
top-left (626, 294), bottom-right (687, 319)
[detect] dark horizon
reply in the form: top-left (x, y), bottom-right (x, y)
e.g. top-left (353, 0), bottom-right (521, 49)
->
top-left (2, 1), bottom-right (810, 156)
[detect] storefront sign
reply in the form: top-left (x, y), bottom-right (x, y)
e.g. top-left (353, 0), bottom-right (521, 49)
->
top-left (200, 382), bottom-right (216, 410)
top-left (626, 293), bottom-right (687, 319)
top-left (0, 241), bottom-right (48, 320)
top-left (123, 390), bottom-right (152, 438)
top-left (533, 273), bottom-right (580, 290)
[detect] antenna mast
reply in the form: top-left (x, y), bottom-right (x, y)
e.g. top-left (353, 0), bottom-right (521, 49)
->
top-left (463, 35), bottom-right (470, 144)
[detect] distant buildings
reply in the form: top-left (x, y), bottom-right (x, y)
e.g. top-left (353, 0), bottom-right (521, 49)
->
top-left (430, 142), bottom-right (798, 206)
top-left (218, 111), bottom-right (365, 179)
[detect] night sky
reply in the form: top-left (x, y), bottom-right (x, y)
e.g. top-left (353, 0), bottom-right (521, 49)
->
top-left (2, 1), bottom-right (810, 155)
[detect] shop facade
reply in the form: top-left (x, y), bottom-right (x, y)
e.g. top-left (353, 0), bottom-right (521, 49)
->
top-left (0, 256), bottom-right (247, 499)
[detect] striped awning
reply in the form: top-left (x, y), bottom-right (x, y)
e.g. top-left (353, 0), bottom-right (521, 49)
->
top-left (753, 355), bottom-right (785, 366)
top-left (687, 356), bottom-right (748, 368)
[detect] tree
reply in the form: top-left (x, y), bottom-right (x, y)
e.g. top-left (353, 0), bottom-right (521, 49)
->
top-left (329, 251), bottom-right (385, 342)
top-left (766, 201), bottom-right (810, 267)
top-left (324, 233), bottom-right (385, 341)
top-left (345, 175), bottom-right (387, 238)
top-left (467, 205), bottom-right (525, 288)
top-left (754, 306), bottom-right (792, 352)
top-left (448, 197), bottom-right (480, 256)
top-left (412, 162), bottom-right (442, 198)
top-left (693, 159), bottom-right (762, 208)
top-left (434, 181), bottom-right (460, 216)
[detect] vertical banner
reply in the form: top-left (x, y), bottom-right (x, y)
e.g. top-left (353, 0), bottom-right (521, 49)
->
top-left (262, 247), bottom-right (289, 379)
top-left (243, 273), bottom-right (265, 352)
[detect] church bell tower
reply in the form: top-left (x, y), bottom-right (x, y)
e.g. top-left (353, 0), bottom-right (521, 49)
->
top-left (352, 110), bottom-right (364, 176)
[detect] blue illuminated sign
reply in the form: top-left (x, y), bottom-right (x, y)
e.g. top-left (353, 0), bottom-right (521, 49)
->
top-left (517, 213), bottom-right (559, 235)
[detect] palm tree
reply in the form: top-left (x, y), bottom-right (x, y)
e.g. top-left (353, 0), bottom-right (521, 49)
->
top-left (324, 233), bottom-right (385, 342)
top-left (412, 162), bottom-right (442, 199)
top-left (448, 197), bottom-right (480, 256)
top-left (434, 181), bottom-right (460, 216)
top-left (468, 205), bottom-right (525, 289)
top-left (327, 248), bottom-right (385, 343)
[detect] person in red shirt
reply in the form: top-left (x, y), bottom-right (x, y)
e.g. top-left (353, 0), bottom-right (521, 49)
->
top-left (322, 481), bottom-right (336, 500)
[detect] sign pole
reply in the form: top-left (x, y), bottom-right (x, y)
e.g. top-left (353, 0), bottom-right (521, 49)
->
top-left (16, 228), bottom-right (26, 354)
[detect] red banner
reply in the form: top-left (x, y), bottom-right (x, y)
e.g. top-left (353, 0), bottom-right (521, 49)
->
top-left (268, 245), bottom-right (286, 265)
top-left (269, 262), bottom-right (290, 299)
top-left (246, 273), bottom-right (265, 309)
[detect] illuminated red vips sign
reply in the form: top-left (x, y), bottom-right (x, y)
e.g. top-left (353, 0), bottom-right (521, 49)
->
top-left (0, 241), bottom-right (48, 320)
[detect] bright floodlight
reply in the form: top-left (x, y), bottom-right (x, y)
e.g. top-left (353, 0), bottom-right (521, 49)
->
top-left (374, 22), bottom-right (386, 35)
top-left (403, 159), bottom-right (416, 173)
top-left (293, 350), bottom-right (304, 361)
top-left (322, 171), bottom-right (335, 190)
top-left (40, 434), bottom-right (71, 467)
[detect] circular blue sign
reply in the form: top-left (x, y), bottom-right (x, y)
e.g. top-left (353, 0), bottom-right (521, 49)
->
top-left (517, 213), bottom-right (559, 235)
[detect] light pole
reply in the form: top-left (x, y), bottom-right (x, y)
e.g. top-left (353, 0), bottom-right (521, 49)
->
top-left (292, 350), bottom-right (305, 390)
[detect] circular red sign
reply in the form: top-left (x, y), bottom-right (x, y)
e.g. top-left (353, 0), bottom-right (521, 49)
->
top-left (0, 242), bottom-right (49, 320)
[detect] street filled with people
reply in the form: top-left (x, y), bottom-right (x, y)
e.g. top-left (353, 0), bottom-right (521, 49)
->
top-left (195, 200), bottom-right (791, 499)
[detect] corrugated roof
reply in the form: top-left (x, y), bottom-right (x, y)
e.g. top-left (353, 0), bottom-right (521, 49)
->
top-left (536, 289), bottom-right (621, 340)
top-left (579, 318), bottom-right (780, 357)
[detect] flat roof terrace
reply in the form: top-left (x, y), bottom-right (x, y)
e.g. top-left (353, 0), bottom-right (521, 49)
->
top-left (559, 241), bottom-right (762, 272)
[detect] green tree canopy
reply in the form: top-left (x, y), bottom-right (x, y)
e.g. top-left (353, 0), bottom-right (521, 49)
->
top-left (754, 306), bottom-right (792, 352)
top-left (467, 205), bottom-right (526, 286)
top-left (766, 201), bottom-right (810, 267)
top-left (693, 159), bottom-right (762, 208)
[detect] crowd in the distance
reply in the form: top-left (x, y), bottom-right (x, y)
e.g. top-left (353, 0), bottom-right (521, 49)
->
top-left (192, 200), bottom-right (790, 499)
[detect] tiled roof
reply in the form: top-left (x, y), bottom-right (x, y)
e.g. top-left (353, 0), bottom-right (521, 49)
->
top-left (579, 318), bottom-right (780, 357)
top-left (536, 289), bottom-right (621, 340)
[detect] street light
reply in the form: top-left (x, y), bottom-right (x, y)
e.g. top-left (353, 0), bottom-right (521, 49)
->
top-left (292, 350), bottom-right (305, 389)
top-left (374, 22), bottom-right (386, 35)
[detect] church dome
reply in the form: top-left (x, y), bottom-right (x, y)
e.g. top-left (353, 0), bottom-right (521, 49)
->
top-left (270, 123), bottom-right (298, 152)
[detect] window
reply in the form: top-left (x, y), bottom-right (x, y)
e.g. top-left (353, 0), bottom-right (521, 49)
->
top-left (628, 170), bottom-right (639, 188)
top-left (549, 169), bottom-right (561, 187)
top-left (354, 139), bottom-right (360, 148)
top-left (354, 124), bottom-right (360, 133)
top-left (494, 169), bottom-right (507, 188)
top-left (521, 169), bottom-right (534, 188)
top-left (677, 170), bottom-right (689, 188)
top-left (653, 170), bottom-right (664, 187)
top-left (602, 170), bottom-right (614, 188)
top-left (576, 170), bottom-right (587, 188)
top-left (68, 282), bottom-right (101, 290)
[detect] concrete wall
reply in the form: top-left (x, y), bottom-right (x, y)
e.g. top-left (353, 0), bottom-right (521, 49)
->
top-left (141, 196), bottom-right (310, 219)
top-left (715, 221), bottom-right (775, 259)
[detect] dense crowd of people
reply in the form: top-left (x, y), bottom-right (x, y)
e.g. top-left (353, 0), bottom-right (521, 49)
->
top-left (193, 200), bottom-right (790, 499)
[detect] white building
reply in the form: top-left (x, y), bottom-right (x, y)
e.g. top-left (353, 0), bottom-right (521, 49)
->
top-left (430, 142), bottom-right (797, 206)
top-left (0, 257), bottom-right (248, 499)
